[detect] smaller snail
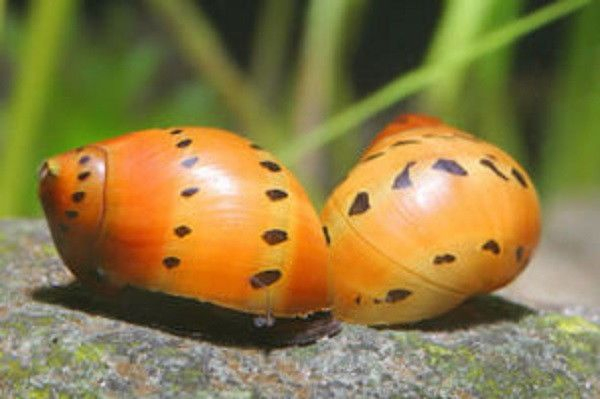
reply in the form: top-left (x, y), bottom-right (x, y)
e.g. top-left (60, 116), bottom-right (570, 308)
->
top-left (38, 127), bottom-right (334, 340)
top-left (321, 114), bottom-right (541, 325)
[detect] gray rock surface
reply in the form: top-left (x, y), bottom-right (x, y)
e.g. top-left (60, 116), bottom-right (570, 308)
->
top-left (1, 219), bottom-right (599, 398)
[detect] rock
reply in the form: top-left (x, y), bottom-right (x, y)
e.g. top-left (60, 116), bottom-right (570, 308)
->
top-left (1, 219), bottom-right (599, 398)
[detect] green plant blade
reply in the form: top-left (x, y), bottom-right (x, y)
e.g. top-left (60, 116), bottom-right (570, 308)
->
top-left (0, 0), bottom-right (77, 216)
top-left (279, 0), bottom-right (591, 165)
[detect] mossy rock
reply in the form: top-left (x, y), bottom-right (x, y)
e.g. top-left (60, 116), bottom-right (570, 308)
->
top-left (1, 220), bottom-right (599, 398)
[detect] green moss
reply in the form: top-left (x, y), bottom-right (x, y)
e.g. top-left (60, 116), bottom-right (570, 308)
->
top-left (73, 343), bottom-right (106, 364)
top-left (540, 314), bottom-right (600, 334)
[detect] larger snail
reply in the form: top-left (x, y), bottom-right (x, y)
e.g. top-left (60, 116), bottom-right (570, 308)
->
top-left (321, 114), bottom-right (541, 325)
top-left (38, 127), bottom-right (331, 330)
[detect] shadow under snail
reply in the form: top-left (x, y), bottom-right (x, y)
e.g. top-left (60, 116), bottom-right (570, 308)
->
top-left (38, 115), bottom-right (541, 340)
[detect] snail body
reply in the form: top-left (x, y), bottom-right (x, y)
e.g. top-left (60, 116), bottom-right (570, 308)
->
top-left (321, 115), bottom-right (541, 325)
top-left (39, 127), bottom-right (330, 320)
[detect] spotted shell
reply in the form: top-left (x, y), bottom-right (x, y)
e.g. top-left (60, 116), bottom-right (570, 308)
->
top-left (38, 127), bottom-right (330, 318)
top-left (321, 114), bottom-right (541, 325)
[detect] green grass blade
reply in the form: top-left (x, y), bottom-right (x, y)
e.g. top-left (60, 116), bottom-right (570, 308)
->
top-left (422, 0), bottom-right (495, 121)
top-left (542, 1), bottom-right (600, 196)
top-left (250, 0), bottom-right (295, 105)
top-left (145, 0), bottom-right (284, 145)
top-left (279, 0), bottom-right (591, 165)
top-left (0, 0), bottom-right (77, 216)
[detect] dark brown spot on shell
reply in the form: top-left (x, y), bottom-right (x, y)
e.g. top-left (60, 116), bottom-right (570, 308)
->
top-left (250, 269), bottom-right (282, 289)
top-left (163, 256), bottom-right (181, 268)
top-left (174, 225), bottom-right (192, 237)
top-left (385, 289), bottom-right (412, 303)
top-left (480, 159), bottom-right (508, 180)
top-left (180, 187), bottom-right (199, 197)
top-left (433, 254), bottom-right (456, 265)
top-left (77, 171), bottom-right (91, 181)
top-left (265, 189), bottom-right (288, 201)
top-left (373, 298), bottom-right (382, 304)
top-left (71, 191), bottom-right (85, 203)
top-left (348, 192), bottom-right (370, 216)
top-left (392, 161), bottom-right (416, 189)
top-left (65, 210), bottom-right (78, 219)
top-left (391, 139), bottom-right (421, 147)
top-left (432, 159), bottom-right (468, 176)
top-left (250, 143), bottom-right (263, 150)
top-left (512, 168), bottom-right (528, 188)
top-left (78, 155), bottom-right (91, 165)
top-left (58, 223), bottom-right (69, 233)
top-left (259, 160), bottom-right (281, 172)
top-left (362, 152), bottom-right (385, 162)
top-left (516, 246), bottom-right (525, 262)
top-left (323, 226), bottom-right (331, 246)
top-left (181, 156), bottom-right (199, 168)
top-left (262, 229), bottom-right (288, 245)
top-left (170, 129), bottom-right (183, 135)
top-left (482, 239), bottom-right (501, 254)
top-left (176, 139), bottom-right (192, 148)
top-left (355, 295), bottom-right (362, 305)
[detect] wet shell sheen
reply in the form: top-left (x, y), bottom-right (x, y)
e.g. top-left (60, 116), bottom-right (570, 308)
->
top-left (39, 127), bottom-right (330, 318)
top-left (321, 115), bottom-right (541, 325)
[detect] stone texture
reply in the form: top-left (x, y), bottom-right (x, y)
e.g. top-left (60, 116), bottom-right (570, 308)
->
top-left (1, 219), bottom-right (599, 398)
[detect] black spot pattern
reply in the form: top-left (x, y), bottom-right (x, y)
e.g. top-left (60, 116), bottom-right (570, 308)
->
top-left (250, 269), bottom-right (282, 289)
top-left (77, 171), bottom-right (91, 181)
top-left (250, 143), bottom-right (263, 150)
top-left (385, 289), bottom-right (412, 303)
top-left (65, 210), bottom-right (78, 219)
top-left (391, 139), bottom-right (421, 147)
top-left (482, 239), bottom-right (501, 254)
top-left (480, 159), bottom-right (508, 180)
top-left (348, 192), bottom-right (370, 216)
top-left (433, 254), bottom-right (456, 265)
top-left (392, 161), bottom-right (416, 189)
top-left (78, 155), bottom-right (91, 165)
top-left (170, 129), bottom-right (183, 135)
top-left (355, 295), bottom-right (362, 305)
top-left (516, 246), bottom-right (525, 262)
top-left (363, 152), bottom-right (384, 162)
top-left (512, 168), bottom-right (528, 188)
top-left (181, 156), bottom-right (199, 168)
top-left (265, 189), bottom-right (288, 201)
top-left (180, 187), bottom-right (199, 197)
top-left (259, 160), bottom-right (281, 172)
top-left (176, 139), bottom-right (192, 148)
top-left (262, 229), bottom-right (288, 245)
top-left (174, 225), bottom-right (192, 237)
top-left (71, 191), bottom-right (85, 203)
top-left (432, 159), bottom-right (468, 176)
top-left (163, 256), bottom-right (181, 268)
top-left (322, 226), bottom-right (331, 246)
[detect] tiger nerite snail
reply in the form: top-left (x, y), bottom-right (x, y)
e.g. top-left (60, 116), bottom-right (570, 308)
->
top-left (321, 114), bottom-right (541, 325)
top-left (38, 127), bottom-right (331, 330)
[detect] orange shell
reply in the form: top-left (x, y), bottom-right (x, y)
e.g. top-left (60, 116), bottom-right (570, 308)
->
top-left (39, 127), bottom-right (330, 318)
top-left (321, 114), bottom-right (541, 325)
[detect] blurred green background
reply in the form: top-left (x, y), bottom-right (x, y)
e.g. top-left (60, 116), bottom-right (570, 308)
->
top-left (0, 0), bottom-right (597, 217)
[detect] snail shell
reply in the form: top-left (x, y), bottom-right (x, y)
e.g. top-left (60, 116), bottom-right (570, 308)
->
top-left (39, 127), bottom-right (331, 319)
top-left (321, 114), bottom-right (541, 325)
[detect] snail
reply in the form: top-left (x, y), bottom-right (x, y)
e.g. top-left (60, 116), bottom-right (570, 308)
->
top-left (321, 114), bottom-right (541, 325)
top-left (38, 127), bottom-right (332, 333)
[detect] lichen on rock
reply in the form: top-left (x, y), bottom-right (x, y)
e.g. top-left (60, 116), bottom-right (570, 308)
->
top-left (0, 220), bottom-right (599, 398)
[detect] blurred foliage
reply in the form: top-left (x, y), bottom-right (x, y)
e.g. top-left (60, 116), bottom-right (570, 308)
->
top-left (0, 0), bottom-right (596, 216)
